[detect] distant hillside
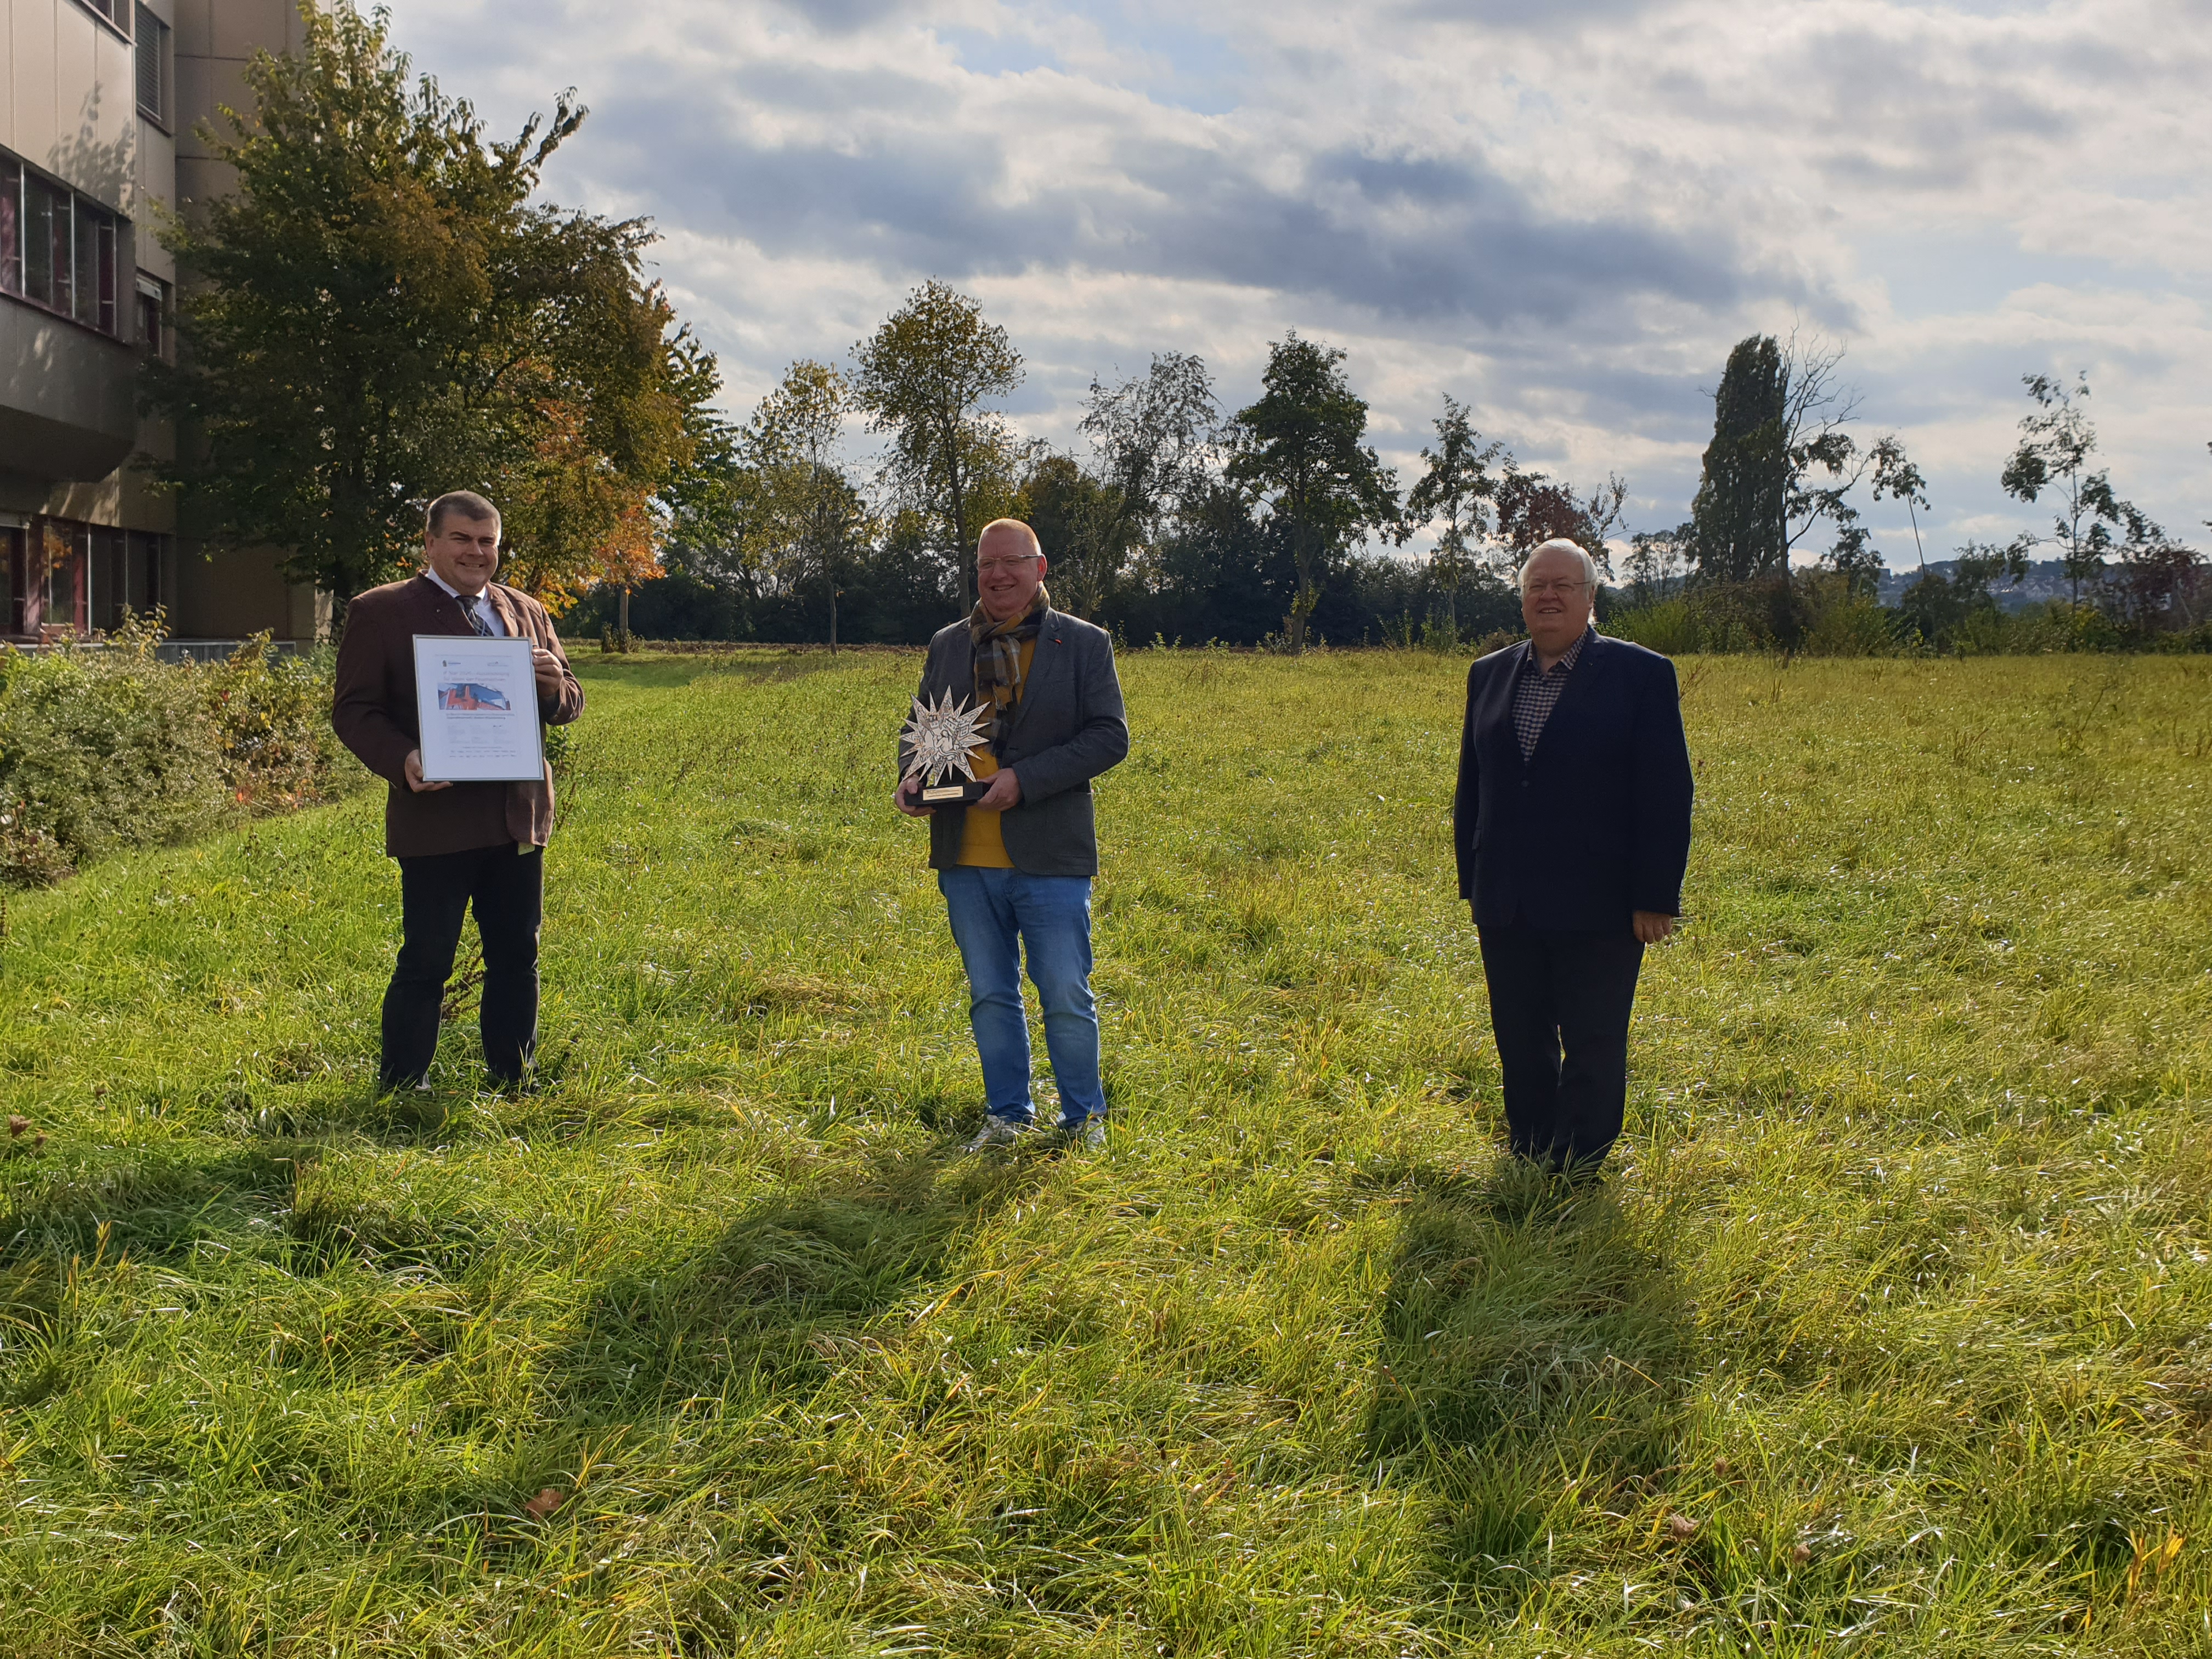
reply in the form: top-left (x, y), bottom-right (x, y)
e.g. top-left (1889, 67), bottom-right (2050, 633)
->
top-left (1875, 558), bottom-right (2078, 612)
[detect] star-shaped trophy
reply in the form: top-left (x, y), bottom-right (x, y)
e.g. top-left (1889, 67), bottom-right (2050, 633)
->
top-left (899, 688), bottom-right (995, 805)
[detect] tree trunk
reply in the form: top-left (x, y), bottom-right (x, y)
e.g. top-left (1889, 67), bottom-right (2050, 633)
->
top-left (619, 585), bottom-right (630, 645)
top-left (946, 418), bottom-right (971, 613)
top-left (1286, 520), bottom-right (1317, 653)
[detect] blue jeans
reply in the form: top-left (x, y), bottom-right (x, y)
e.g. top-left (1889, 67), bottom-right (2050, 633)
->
top-left (938, 866), bottom-right (1105, 1127)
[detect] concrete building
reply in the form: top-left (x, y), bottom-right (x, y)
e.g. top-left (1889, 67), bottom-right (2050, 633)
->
top-left (2, 0), bottom-right (317, 645)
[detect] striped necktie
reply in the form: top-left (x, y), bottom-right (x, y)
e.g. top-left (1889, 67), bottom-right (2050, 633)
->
top-left (464, 595), bottom-right (495, 637)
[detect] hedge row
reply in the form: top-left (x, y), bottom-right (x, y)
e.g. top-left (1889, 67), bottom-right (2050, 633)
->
top-left (0, 620), bottom-right (364, 888)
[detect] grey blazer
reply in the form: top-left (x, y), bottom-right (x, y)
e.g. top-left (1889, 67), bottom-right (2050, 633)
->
top-left (905, 608), bottom-right (1130, 876)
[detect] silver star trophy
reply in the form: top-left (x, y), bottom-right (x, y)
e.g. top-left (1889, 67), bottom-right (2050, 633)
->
top-left (900, 688), bottom-right (996, 805)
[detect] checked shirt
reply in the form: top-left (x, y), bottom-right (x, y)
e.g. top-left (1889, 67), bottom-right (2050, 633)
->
top-left (1510, 624), bottom-right (1595, 760)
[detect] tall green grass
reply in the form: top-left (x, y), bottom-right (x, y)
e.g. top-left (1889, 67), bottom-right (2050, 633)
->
top-left (2, 648), bottom-right (2208, 1655)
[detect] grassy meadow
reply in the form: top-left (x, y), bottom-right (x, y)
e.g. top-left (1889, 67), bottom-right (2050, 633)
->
top-left (2, 646), bottom-right (2210, 1656)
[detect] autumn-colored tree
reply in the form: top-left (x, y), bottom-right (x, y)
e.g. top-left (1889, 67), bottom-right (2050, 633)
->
top-left (148, 2), bottom-right (715, 624)
top-left (495, 400), bottom-right (660, 617)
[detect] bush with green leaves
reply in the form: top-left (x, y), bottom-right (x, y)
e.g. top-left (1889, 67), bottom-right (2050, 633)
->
top-left (0, 621), bottom-right (360, 887)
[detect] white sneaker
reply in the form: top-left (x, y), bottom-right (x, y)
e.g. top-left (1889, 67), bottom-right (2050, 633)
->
top-left (1057, 1115), bottom-right (1108, 1150)
top-left (964, 1116), bottom-right (1028, 1152)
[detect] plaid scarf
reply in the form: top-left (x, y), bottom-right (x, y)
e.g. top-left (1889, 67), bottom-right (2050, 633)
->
top-left (968, 583), bottom-right (1051, 751)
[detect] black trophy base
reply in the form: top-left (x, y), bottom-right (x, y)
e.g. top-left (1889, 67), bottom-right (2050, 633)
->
top-left (919, 777), bottom-right (992, 806)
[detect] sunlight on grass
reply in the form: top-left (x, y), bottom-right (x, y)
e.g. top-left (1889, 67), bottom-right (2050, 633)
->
top-left (2, 650), bottom-right (2208, 1654)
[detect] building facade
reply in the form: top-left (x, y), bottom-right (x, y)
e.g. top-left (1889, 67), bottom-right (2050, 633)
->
top-left (2, 0), bottom-right (317, 645)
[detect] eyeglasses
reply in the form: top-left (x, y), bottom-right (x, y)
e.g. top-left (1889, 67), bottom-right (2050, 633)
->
top-left (1524, 579), bottom-right (1592, 597)
top-left (976, 555), bottom-right (1041, 574)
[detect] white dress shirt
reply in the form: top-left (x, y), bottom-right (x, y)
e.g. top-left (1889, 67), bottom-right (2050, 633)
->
top-left (423, 568), bottom-right (508, 636)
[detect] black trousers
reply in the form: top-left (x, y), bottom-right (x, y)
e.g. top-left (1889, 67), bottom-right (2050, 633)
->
top-left (1477, 923), bottom-right (1646, 1170)
top-left (380, 844), bottom-right (544, 1088)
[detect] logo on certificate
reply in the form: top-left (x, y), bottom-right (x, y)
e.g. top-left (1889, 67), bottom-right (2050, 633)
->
top-left (438, 681), bottom-right (511, 712)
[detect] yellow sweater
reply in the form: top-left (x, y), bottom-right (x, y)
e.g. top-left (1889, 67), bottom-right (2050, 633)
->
top-left (956, 637), bottom-right (1034, 868)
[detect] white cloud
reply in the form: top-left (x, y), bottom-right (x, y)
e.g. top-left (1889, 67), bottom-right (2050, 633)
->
top-left (386, 0), bottom-right (2212, 564)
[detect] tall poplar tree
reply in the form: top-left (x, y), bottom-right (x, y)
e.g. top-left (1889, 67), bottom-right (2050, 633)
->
top-left (1689, 335), bottom-right (1789, 583)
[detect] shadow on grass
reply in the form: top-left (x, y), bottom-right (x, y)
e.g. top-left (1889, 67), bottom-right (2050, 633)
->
top-left (1367, 1158), bottom-right (1689, 1607)
top-left (400, 1135), bottom-right (1066, 1587)
top-left (0, 1138), bottom-right (330, 1380)
top-left (0, 1141), bottom-right (313, 1272)
top-left (567, 1137), bottom-right (1048, 1410)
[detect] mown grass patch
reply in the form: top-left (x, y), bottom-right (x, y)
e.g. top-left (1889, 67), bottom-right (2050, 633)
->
top-left (2, 649), bottom-right (2208, 1655)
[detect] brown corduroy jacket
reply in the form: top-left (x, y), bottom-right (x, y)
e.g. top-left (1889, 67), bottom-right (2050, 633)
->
top-left (332, 573), bottom-right (585, 859)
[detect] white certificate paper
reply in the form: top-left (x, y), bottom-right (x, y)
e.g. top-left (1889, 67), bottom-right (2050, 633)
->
top-left (413, 636), bottom-right (545, 782)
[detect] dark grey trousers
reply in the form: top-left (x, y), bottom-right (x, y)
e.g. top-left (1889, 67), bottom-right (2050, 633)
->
top-left (380, 843), bottom-right (543, 1088)
top-left (1478, 924), bottom-right (1646, 1170)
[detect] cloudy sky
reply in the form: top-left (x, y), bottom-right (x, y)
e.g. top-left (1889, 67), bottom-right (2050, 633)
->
top-left (385, 0), bottom-right (2209, 568)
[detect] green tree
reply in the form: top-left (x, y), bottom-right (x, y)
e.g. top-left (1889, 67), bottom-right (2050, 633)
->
top-left (654, 409), bottom-right (772, 633)
top-left (747, 360), bottom-right (870, 651)
top-left (2000, 373), bottom-right (2160, 606)
top-left (1060, 353), bottom-right (1220, 619)
top-left (1226, 334), bottom-right (1398, 652)
top-left (1895, 540), bottom-right (2028, 647)
top-left (493, 317), bottom-right (717, 619)
top-left (1401, 395), bottom-right (1506, 630)
top-left (1625, 524), bottom-right (1694, 605)
top-left (1015, 453), bottom-right (1121, 618)
top-left (1868, 434), bottom-right (1931, 569)
top-left (1690, 333), bottom-right (1875, 584)
top-left (147, 3), bottom-right (711, 623)
top-left (850, 279), bottom-right (1024, 611)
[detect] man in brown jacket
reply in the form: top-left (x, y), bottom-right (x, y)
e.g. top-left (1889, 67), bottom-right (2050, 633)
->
top-left (333, 490), bottom-right (585, 1091)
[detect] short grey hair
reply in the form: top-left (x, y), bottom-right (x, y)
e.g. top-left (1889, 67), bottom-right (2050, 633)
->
top-left (1518, 538), bottom-right (1599, 592)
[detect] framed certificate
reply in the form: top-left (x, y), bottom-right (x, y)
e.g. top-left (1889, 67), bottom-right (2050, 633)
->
top-left (413, 635), bottom-right (546, 782)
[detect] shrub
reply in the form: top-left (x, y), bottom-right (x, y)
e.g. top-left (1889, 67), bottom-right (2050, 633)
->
top-left (0, 620), bottom-right (361, 887)
top-left (1799, 597), bottom-right (1897, 657)
top-left (1608, 598), bottom-right (1704, 656)
top-left (205, 637), bottom-right (348, 809)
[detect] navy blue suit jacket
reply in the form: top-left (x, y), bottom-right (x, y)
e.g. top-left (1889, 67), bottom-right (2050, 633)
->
top-left (1453, 633), bottom-right (1694, 933)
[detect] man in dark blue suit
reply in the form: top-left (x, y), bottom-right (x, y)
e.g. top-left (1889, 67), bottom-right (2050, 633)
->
top-left (1453, 538), bottom-right (1695, 1173)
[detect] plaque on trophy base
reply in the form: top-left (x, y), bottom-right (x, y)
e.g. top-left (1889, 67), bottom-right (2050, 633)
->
top-left (919, 774), bottom-right (992, 806)
top-left (900, 689), bottom-right (995, 808)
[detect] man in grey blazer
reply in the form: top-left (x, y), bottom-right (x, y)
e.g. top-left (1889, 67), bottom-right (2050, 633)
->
top-left (896, 518), bottom-right (1130, 1149)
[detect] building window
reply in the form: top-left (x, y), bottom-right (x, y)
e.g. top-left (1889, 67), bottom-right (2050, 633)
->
top-left (74, 0), bottom-right (131, 35)
top-left (75, 202), bottom-right (118, 333)
top-left (0, 160), bottom-right (16, 294)
top-left (0, 147), bottom-right (131, 338)
top-left (0, 520), bottom-right (165, 637)
top-left (135, 5), bottom-right (172, 126)
top-left (136, 272), bottom-right (168, 355)
top-left (0, 525), bottom-right (24, 637)
top-left (41, 522), bottom-right (87, 638)
top-left (23, 172), bottom-right (65, 310)
top-left (126, 531), bottom-right (170, 620)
